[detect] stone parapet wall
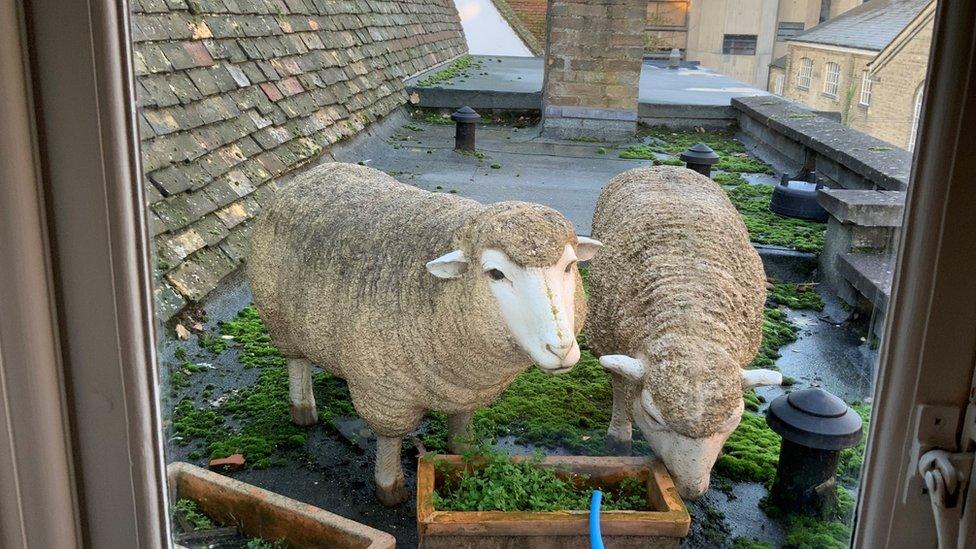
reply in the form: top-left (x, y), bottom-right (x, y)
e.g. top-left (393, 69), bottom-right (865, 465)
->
top-left (732, 96), bottom-right (911, 192)
top-left (132, 0), bottom-right (465, 320)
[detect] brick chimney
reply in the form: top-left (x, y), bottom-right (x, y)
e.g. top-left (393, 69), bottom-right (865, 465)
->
top-left (541, 0), bottom-right (644, 141)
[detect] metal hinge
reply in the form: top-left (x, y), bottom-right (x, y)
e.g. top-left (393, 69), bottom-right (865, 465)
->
top-left (910, 402), bottom-right (976, 548)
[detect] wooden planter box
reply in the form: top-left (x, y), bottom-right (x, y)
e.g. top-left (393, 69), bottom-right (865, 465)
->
top-left (416, 455), bottom-right (690, 549)
top-left (168, 462), bottom-right (395, 549)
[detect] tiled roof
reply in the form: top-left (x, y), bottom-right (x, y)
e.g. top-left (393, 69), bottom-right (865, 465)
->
top-left (132, 0), bottom-right (465, 318)
top-left (492, 0), bottom-right (548, 50)
top-left (790, 0), bottom-right (932, 52)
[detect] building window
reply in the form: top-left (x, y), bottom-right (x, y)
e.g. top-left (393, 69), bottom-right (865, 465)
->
top-left (777, 22), bottom-right (805, 40)
top-left (823, 62), bottom-right (840, 97)
top-left (797, 58), bottom-right (813, 90)
top-left (723, 34), bottom-right (757, 55)
top-left (859, 70), bottom-right (873, 106)
top-left (909, 84), bottom-right (924, 151)
top-left (774, 73), bottom-right (785, 95)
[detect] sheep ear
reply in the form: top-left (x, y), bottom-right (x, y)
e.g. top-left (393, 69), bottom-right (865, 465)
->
top-left (426, 250), bottom-right (468, 279)
top-left (576, 236), bottom-right (603, 261)
top-left (599, 355), bottom-right (646, 382)
top-left (742, 369), bottom-right (783, 388)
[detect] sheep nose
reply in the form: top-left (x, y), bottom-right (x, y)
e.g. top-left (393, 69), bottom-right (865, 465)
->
top-left (546, 341), bottom-right (573, 360)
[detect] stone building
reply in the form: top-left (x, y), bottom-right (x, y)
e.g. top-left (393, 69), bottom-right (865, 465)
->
top-left (491, 0), bottom-right (862, 86)
top-left (771, 0), bottom-right (933, 150)
top-left (684, 0), bottom-right (860, 87)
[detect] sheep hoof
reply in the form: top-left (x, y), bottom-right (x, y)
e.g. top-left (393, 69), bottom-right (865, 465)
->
top-left (608, 436), bottom-right (633, 456)
top-left (375, 475), bottom-right (408, 506)
top-left (290, 403), bottom-right (318, 426)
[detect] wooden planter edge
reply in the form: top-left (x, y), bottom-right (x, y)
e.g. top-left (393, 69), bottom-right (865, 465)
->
top-left (168, 461), bottom-right (396, 549)
top-left (416, 455), bottom-right (691, 538)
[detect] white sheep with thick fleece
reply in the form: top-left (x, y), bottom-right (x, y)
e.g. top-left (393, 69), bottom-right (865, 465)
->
top-left (586, 166), bottom-right (781, 500)
top-left (247, 162), bottom-right (601, 505)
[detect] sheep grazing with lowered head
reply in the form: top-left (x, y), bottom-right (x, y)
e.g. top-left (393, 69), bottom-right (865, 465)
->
top-left (586, 166), bottom-right (782, 500)
top-left (247, 163), bottom-right (601, 505)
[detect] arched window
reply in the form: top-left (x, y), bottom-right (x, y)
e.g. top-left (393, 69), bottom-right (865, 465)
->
top-left (859, 71), bottom-right (873, 106)
top-left (909, 84), bottom-right (924, 151)
top-left (798, 57), bottom-right (813, 89)
top-left (823, 62), bottom-right (840, 97)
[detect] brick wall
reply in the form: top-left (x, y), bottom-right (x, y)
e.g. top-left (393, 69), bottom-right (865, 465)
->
top-left (132, 0), bottom-right (465, 320)
top-left (541, 0), bottom-right (644, 139)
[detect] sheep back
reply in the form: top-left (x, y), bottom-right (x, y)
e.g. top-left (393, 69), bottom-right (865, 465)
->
top-left (586, 166), bottom-right (766, 437)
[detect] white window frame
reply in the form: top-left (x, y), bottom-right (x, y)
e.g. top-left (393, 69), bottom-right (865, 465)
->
top-left (1, 0), bottom-right (973, 548)
top-left (798, 57), bottom-right (813, 90)
top-left (856, 2), bottom-right (976, 546)
top-left (860, 70), bottom-right (873, 106)
top-left (908, 84), bottom-right (924, 151)
top-left (0, 0), bottom-right (166, 547)
top-left (774, 73), bottom-right (785, 95)
top-left (824, 61), bottom-right (840, 97)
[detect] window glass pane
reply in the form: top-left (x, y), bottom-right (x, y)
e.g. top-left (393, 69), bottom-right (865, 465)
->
top-left (860, 71), bottom-right (873, 106)
top-left (798, 58), bottom-right (813, 89)
top-left (130, 0), bottom-right (937, 547)
top-left (723, 34), bottom-right (758, 55)
top-left (777, 21), bottom-right (806, 39)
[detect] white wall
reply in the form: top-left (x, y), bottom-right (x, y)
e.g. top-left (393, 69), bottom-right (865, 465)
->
top-left (454, 0), bottom-right (534, 56)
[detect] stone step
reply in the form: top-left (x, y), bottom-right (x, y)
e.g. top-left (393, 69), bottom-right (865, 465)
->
top-left (837, 252), bottom-right (895, 311)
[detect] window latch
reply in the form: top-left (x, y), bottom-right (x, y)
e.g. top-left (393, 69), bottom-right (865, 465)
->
top-left (913, 402), bottom-right (976, 548)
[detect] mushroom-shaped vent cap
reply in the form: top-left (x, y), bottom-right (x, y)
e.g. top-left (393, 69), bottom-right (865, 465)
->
top-left (765, 388), bottom-right (864, 450)
top-left (679, 143), bottom-right (720, 165)
top-left (451, 106), bottom-right (481, 123)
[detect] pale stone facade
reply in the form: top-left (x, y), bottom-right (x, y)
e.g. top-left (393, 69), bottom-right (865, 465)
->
top-left (851, 6), bottom-right (934, 150)
top-left (776, 1), bottom-right (934, 150)
top-left (684, 0), bottom-right (860, 87)
top-left (781, 44), bottom-right (874, 116)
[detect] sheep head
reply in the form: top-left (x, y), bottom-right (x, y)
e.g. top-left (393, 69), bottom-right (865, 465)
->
top-left (426, 202), bottom-right (602, 373)
top-left (601, 353), bottom-right (781, 500)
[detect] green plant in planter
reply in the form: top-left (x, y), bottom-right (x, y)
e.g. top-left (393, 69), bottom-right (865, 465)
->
top-left (432, 446), bottom-right (648, 512)
top-left (174, 498), bottom-right (214, 531)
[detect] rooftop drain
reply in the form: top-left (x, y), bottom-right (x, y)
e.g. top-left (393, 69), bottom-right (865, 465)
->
top-left (770, 173), bottom-right (830, 222)
top-left (766, 387), bottom-right (864, 517)
top-left (680, 143), bottom-right (720, 177)
top-left (451, 106), bottom-right (480, 152)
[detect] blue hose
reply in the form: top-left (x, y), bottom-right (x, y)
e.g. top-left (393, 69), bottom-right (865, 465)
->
top-left (589, 490), bottom-right (604, 549)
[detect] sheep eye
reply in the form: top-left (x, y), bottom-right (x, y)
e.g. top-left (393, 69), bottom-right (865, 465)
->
top-left (486, 268), bottom-right (506, 281)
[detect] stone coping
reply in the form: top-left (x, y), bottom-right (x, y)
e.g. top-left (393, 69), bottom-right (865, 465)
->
top-left (818, 189), bottom-right (907, 227)
top-left (837, 252), bottom-right (894, 310)
top-left (732, 96), bottom-right (911, 191)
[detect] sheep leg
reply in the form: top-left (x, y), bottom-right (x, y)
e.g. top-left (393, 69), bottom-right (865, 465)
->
top-left (447, 411), bottom-right (475, 454)
top-left (287, 358), bottom-right (318, 426)
top-left (607, 372), bottom-right (634, 455)
top-left (374, 435), bottom-right (408, 506)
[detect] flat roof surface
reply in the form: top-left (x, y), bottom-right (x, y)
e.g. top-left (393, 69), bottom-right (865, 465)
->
top-left (406, 55), bottom-right (768, 108)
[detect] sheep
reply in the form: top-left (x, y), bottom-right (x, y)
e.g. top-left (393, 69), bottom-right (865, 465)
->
top-left (585, 166), bottom-right (781, 500)
top-left (247, 162), bottom-right (601, 505)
